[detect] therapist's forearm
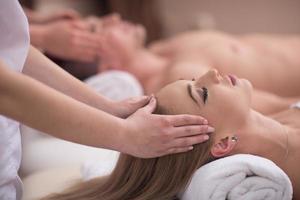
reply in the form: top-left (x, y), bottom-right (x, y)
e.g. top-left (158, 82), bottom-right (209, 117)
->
top-left (0, 63), bottom-right (123, 150)
top-left (23, 46), bottom-right (116, 114)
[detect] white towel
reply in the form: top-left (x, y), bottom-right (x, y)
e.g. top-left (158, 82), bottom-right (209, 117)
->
top-left (180, 154), bottom-right (293, 200)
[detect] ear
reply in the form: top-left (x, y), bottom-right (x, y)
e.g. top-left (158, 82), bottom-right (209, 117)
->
top-left (211, 136), bottom-right (237, 158)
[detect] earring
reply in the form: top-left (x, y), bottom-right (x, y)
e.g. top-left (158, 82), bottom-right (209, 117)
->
top-left (231, 135), bottom-right (238, 142)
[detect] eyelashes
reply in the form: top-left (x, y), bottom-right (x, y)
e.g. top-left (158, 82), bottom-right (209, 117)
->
top-left (189, 78), bottom-right (208, 104)
top-left (196, 87), bottom-right (208, 104)
top-left (202, 87), bottom-right (208, 103)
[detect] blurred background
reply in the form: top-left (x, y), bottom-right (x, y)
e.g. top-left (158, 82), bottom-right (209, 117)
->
top-left (19, 0), bottom-right (300, 80)
top-left (20, 0), bottom-right (300, 43)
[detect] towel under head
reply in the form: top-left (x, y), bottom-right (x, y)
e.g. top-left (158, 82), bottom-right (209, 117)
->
top-left (180, 154), bottom-right (293, 200)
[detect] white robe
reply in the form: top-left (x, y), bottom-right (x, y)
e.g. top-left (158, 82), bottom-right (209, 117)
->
top-left (0, 0), bottom-right (30, 199)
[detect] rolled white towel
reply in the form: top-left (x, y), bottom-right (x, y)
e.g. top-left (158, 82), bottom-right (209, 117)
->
top-left (180, 154), bottom-right (293, 200)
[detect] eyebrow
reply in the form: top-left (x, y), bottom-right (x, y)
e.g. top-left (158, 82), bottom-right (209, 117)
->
top-left (187, 84), bottom-right (197, 103)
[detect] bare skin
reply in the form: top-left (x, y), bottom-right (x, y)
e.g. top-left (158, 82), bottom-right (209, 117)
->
top-left (150, 31), bottom-right (300, 97)
top-left (270, 108), bottom-right (300, 200)
top-left (156, 70), bottom-right (300, 199)
top-left (96, 17), bottom-right (300, 114)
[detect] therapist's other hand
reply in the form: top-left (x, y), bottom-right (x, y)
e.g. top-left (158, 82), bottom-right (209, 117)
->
top-left (40, 20), bottom-right (100, 62)
top-left (119, 96), bottom-right (214, 158)
top-left (112, 96), bottom-right (151, 118)
top-left (37, 9), bottom-right (81, 23)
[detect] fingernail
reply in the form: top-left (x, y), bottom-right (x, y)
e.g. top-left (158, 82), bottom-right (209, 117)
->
top-left (188, 146), bottom-right (194, 150)
top-left (207, 126), bottom-right (215, 132)
top-left (203, 135), bottom-right (209, 140)
top-left (203, 119), bottom-right (208, 124)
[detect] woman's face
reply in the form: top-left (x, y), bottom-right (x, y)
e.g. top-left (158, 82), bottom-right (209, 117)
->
top-left (156, 69), bottom-right (253, 137)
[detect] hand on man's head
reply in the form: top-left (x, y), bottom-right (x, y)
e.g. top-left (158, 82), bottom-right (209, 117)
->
top-left (41, 19), bottom-right (101, 63)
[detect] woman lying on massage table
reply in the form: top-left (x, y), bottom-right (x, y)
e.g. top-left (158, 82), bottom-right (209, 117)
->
top-left (43, 69), bottom-right (300, 200)
top-left (96, 14), bottom-right (300, 114)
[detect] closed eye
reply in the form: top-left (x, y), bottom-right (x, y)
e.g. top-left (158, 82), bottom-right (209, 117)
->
top-left (187, 84), bottom-right (197, 103)
top-left (187, 84), bottom-right (208, 104)
top-left (195, 87), bottom-right (208, 104)
top-left (201, 87), bottom-right (208, 104)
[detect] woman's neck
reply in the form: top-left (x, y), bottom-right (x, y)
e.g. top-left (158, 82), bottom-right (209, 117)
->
top-left (236, 110), bottom-right (292, 167)
top-left (126, 49), bottom-right (169, 94)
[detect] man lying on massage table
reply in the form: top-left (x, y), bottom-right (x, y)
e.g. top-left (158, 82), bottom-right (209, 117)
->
top-left (95, 14), bottom-right (300, 114)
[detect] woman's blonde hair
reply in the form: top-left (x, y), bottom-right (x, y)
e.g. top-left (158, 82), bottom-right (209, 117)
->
top-left (43, 96), bottom-right (215, 200)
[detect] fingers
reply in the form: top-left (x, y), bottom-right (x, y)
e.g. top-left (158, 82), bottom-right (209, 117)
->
top-left (68, 31), bottom-right (101, 62)
top-left (164, 146), bottom-right (194, 155)
top-left (61, 10), bottom-right (81, 20)
top-left (139, 96), bottom-right (157, 114)
top-left (73, 31), bottom-right (100, 49)
top-left (172, 125), bottom-right (214, 138)
top-left (102, 13), bottom-right (121, 27)
top-left (166, 114), bottom-right (208, 127)
top-left (116, 96), bottom-right (151, 118)
top-left (127, 96), bottom-right (151, 107)
top-left (71, 20), bottom-right (91, 30)
top-left (171, 134), bottom-right (210, 148)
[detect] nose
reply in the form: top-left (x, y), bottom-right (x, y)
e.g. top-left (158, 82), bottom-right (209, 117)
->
top-left (194, 69), bottom-right (221, 86)
top-left (203, 69), bottom-right (221, 83)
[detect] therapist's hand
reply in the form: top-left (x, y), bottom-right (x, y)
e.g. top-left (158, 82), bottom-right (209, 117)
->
top-left (40, 20), bottom-right (100, 62)
top-left (111, 96), bottom-right (151, 118)
top-left (38, 9), bottom-right (81, 23)
top-left (118, 96), bottom-right (214, 158)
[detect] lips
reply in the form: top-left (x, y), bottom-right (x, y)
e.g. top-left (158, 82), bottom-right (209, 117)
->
top-left (228, 75), bottom-right (237, 86)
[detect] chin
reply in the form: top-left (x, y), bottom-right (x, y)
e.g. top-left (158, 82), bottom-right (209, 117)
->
top-left (238, 78), bottom-right (253, 100)
top-left (239, 78), bottom-right (253, 89)
top-left (245, 79), bottom-right (253, 89)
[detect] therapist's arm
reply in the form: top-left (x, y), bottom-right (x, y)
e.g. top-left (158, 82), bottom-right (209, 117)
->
top-left (0, 61), bottom-right (123, 151)
top-left (23, 46), bottom-right (155, 118)
top-left (0, 62), bottom-right (211, 158)
top-left (23, 46), bottom-right (123, 117)
top-left (2, 48), bottom-right (212, 158)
